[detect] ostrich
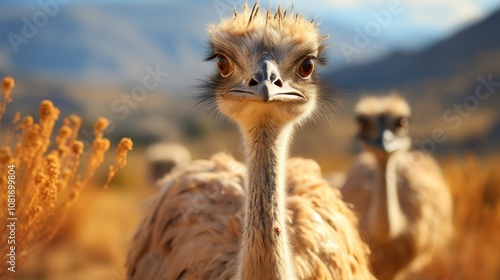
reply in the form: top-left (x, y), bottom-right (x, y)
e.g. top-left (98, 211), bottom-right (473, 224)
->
top-left (145, 142), bottom-right (192, 184)
top-left (126, 4), bottom-right (374, 280)
top-left (341, 95), bottom-right (453, 280)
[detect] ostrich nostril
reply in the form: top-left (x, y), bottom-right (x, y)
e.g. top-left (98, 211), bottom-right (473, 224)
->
top-left (274, 79), bottom-right (283, 88)
top-left (248, 78), bottom-right (259, 87)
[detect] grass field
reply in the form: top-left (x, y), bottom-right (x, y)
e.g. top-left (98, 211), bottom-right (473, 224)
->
top-left (8, 150), bottom-right (499, 280)
top-left (1, 77), bottom-right (499, 279)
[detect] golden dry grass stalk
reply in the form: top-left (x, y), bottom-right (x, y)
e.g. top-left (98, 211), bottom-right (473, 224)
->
top-left (0, 77), bottom-right (133, 276)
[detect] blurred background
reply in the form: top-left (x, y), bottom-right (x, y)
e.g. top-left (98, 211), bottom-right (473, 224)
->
top-left (0, 0), bottom-right (499, 279)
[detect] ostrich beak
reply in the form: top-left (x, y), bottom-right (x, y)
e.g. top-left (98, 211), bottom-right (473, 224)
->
top-left (226, 57), bottom-right (306, 102)
top-left (251, 58), bottom-right (305, 102)
top-left (373, 128), bottom-right (406, 153)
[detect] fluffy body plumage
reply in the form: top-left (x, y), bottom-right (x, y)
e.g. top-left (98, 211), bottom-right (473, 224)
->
top-left (127, 4), bottom-right (373, 280)
top-left (127, 153), bottom-right (372, 279)
top-left (341, 95), bottom-right (453, 279)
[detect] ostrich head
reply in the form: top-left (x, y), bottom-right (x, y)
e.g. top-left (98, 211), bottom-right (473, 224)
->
top-left (199, 3), bottom-right (330, 128)
top-left (355, 95), bottom-right (411, 156)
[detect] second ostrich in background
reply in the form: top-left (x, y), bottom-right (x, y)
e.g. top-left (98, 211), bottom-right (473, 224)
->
top-left (127, 4), bottom-right (374, 280)
top-left (341, 95), bottom-right (453, 279)
top-left (145, 142), bottom-right (192, 184)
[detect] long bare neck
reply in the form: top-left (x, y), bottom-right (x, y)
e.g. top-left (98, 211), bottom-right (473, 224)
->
top-left (237, 121), bottom-right (295, 280)
top-left (365, 153), bottom-right (407, 243)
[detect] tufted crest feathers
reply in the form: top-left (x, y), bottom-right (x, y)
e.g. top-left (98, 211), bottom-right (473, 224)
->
top-left (208, 2), bottom-right (326, 50)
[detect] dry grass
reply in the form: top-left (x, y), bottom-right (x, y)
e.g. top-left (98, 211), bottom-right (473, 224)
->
top-left (16, 153), bottom-right (500, 280)
top-left (408, 153), bottom-right (500, 280)
top-left (2, 75), bottom-right (498, 279)
top-left (16, 149), bottom-right (148, 280)
top-left (0, 77), bottom-right (133, 277)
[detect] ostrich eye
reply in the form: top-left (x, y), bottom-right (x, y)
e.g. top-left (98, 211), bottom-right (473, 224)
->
top-left (396, 117), bottom-right (410, 129)
top-left (216, 55), bottom-right (232, 77)
top-left (299, 58), bottom-right (314, 78)
top-left (356, 115), bottom-right (371, 134)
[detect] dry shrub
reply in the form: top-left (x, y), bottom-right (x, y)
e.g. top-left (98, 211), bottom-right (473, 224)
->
top-left (410, 153), bottom-right (500, 280)
top-left (0, 77), bottom-right (133, 276)
top-left (443, 154), bottom-right (500, 280)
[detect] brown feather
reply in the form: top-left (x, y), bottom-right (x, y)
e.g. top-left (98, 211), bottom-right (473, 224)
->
top-left (127, 154), bottom-right (374, 279)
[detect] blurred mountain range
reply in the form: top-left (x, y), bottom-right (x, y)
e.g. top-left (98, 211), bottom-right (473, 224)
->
top-left (328, 8), bottom-right (500, 90)
top-left (2, 1), bottom-right (496, 87)
top-left (327, 9), bottom-right (500, 155)
top-left (0, 3), bottom-right (498, 156)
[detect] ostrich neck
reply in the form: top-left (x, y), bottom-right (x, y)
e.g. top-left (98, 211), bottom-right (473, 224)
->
top-left (366, 153), bottom-right (407, 243)
top-left (237, 122), bottom-right (295, 280)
